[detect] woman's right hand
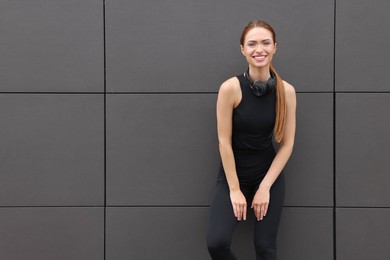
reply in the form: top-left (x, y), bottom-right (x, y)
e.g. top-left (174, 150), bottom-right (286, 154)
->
top-left (230, 189), bottom-right (247, 221)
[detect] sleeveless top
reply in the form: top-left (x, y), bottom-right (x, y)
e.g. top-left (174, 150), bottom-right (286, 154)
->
top-left (219, 73), bottom-right (277, 186)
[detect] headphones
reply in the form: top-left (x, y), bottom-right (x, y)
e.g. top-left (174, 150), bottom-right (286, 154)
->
top-left (243, 69), bottom-right (276, 96)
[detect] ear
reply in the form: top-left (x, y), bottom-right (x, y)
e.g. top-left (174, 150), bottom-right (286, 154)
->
top-left (240, 45), bottom-right (244, 55)
top-left (274, 43), bottom-right (277, 54)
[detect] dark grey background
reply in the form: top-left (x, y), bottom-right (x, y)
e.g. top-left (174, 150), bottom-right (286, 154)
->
top-left (0, 0), bottom-right (389, 259)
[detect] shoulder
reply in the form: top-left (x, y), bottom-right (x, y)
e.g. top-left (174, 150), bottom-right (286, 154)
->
top-left (282, 80), bottom-right (296, 106)
top-left (217, 76), bottom-right (241, 107)
top-left (219, 76), bottom-right (240, 94)
top-left (282, 80), bottom-right (296, 98)
top-left (282, 80), bottom-right (295, 95)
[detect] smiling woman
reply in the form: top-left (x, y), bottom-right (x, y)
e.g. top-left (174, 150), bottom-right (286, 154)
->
top-left (240, 21), bottom-right (287, 144)
top-left (241, 28), bottom-right (276, 68)
top-left (206, 20), bottom-right (296, 260)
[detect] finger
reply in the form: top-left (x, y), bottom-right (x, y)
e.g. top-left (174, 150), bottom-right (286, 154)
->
top-left (261, 203), bottom-right (268, 220)
top-left (236, 205), bottom-right (242, 221)
top-left (263, 204), bottom-right (268, 217)
top-left (255, 205), bottom-right (261, 221)
top-left (233, 204), bottom-right (238, 218)
top-left (243, 205), bottom-right (247, 221)
top-left (238, 208), bottom-right (242, 220)
top-left (260, 205), bottom-right (265, 220)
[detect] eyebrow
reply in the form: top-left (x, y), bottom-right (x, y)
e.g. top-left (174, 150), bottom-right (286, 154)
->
top-left (247, 39), bottom-right (272, 43)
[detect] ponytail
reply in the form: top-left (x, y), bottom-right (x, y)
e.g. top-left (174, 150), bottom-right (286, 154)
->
top-left (270, 64), bottom-right (286, 143)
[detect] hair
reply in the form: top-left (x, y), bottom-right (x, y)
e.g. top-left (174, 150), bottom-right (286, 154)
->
top-left (240, 20), bottom-right (287, 143)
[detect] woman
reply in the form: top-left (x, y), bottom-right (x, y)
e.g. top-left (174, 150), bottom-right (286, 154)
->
top-left (206, 20), bottom-right (296, 260)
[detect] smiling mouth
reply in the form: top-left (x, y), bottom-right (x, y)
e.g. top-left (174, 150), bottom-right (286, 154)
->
top-left (253, 55), bottom-right (266, 61)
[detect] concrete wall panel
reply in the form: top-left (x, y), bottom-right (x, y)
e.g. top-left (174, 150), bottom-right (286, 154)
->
top-left (284, 93), bottom-right (333, 206)
top-left (0, 207), bottom-right (104, 260)
top-left (106, 94), bottom-right (219, 206)
top-left (336, 94), bottom-right (390, 207)
top-left (106, 207), bottom-right (209, 260)
top-left (336, 0), bottom-right (390, 92)
top-left (106, 0), bottom-right (333, 92)
top-left (0, 94), bottom-right (104, 206)
top-left (0, 0), bottom-right (103, 92)
top-left (337, 208), bottom-right (390, 260)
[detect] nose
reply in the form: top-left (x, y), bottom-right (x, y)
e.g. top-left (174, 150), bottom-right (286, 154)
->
top-left (255, 44), bottom-right (263, 53)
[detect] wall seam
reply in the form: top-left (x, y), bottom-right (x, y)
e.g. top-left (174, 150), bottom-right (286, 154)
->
top-left (0, 92), bottom-right (105, 94)
top-left (103, 0), bottom-right (107, 260)
top-left (333, 0), bottom-right (337, 260)
top-left (102, 205), bottom-right (335, 208)
top-left (2, 91), bottom-right (389, 95)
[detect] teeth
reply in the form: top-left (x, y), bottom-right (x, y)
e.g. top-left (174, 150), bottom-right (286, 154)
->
top-left (254, 56), bottom-right (266, 58)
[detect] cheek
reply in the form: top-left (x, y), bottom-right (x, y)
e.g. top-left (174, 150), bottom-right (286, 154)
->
top-left (244, 52), bottom-right (253, 58)
top-left (243, 47), bottom-right (255, 55)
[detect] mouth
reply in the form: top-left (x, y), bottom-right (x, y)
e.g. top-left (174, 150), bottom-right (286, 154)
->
top-left (252, 55), bottom-right (267, 62)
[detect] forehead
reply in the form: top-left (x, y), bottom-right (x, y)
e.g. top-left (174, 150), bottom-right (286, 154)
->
top-left (244, 27), bottom-right (274, 42)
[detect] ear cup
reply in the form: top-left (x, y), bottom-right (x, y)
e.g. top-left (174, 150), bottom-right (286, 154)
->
top-left (252, 81), bottom-right (269, 96)
top-left (244, 69), bottom-right (276, 96)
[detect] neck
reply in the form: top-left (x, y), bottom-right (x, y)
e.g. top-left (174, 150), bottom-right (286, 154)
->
top-left (248, 65), bottom-right (271, 82)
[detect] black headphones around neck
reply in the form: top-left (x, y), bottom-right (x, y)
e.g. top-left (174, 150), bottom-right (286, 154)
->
top-left (243, 69), bottom-right (276, 97)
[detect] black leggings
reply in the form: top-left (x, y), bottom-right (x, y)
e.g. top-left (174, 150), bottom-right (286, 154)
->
top-left (206, 173), bottom-right (284, 260)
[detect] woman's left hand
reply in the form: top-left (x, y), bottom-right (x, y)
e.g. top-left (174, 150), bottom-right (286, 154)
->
top-left (251, 186), bottom-right (270, 221)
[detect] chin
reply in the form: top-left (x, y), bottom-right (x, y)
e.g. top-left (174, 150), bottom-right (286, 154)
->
top-left (250, 63), bottom-right (271, 69)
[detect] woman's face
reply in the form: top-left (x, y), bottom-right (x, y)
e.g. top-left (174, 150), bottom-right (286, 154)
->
top-left (240, 27), bottom-right (276, 69)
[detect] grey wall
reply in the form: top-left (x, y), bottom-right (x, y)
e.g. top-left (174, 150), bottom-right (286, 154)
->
top-left (0, 0), bottom-right (389, 259)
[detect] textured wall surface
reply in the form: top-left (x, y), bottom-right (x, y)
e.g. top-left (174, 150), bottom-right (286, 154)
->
top-left (1, 0), bottom-right (389, 259)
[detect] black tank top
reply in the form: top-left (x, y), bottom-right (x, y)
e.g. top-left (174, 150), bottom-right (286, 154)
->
top-left (219, 74), bottom-right (277, 185)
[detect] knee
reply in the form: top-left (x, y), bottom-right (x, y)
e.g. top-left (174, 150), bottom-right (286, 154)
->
top-left (254, 239), bottom-right (276, 258)
top-left (206, 234), bottom-right (231, 256)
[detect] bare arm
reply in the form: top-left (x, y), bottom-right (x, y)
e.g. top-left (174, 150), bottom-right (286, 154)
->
top-left (252, 81), bottom-right (297, 220)
top-left (216, 77), bottom-right (247, 221)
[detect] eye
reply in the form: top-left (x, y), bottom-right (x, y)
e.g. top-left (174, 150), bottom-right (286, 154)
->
top-left (247, 42), bottom-right (256, 47)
